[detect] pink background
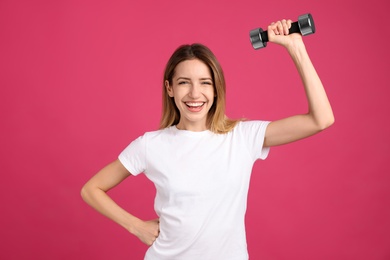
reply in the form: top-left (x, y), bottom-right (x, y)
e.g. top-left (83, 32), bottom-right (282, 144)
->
top-left (1, 0), bottom-right (389, 259)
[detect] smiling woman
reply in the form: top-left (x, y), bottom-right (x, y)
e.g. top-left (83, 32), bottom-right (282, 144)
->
top-left (81, 19), bottom-right (334, 260)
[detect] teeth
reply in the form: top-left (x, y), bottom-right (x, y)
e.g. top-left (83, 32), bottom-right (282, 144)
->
top-left (185, 102), bottom-right (204, 107)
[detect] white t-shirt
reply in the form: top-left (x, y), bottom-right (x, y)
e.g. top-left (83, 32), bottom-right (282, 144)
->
top-left (119, 120), bottom-right (270, 260)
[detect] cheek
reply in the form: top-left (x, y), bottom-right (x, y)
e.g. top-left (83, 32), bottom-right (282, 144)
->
top-left (209, 89), bottom-right (216, 103)
top-left (172, 92), bottom-right (184, 108)
top-left (174, 97), bottom-right (182, 108)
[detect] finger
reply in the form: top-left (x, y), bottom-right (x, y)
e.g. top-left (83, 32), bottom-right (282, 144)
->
top-left (281, 19), bottom-right (289, 35)
top-left (287, 19), bottom-right (292, 29)
top-left (276, 21), bottom-right (283, 35)
top-left (148, 235), bottom-right (158, 246)
top-left (268, 23), bottom-right (276, 35)
top-left (271, 21), bottom-right (281, 35)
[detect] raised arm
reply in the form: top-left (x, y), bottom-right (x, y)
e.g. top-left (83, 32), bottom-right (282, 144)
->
top-left (263, 19), bottom-right (334, 147)
top-left (81, 160), bottom-right (159, 246)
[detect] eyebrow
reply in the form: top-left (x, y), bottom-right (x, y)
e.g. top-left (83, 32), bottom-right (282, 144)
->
top-left (176, 77), bottom-right (212, 81)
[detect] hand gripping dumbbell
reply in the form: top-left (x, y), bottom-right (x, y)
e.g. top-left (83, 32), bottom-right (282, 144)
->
top-left (249, 13), bottom-right (316, 50)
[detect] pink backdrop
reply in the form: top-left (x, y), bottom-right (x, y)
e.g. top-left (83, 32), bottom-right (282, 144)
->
top-left (1, 0), bottom-right (389, 259)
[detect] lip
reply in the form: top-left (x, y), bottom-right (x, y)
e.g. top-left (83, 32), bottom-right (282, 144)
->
top-left (184, 101), bottom-right (206, 112)
top-left (184, 101), bottom-right (206, 106)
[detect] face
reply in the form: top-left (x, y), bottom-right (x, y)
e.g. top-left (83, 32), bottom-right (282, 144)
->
top-left (166, 59), bottom-right (215, 131)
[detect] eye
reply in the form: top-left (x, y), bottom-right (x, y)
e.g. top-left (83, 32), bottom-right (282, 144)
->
top-left (178, 81), bottom-right (189, 85)
top-left (201, 81), bottom-right (213, 85)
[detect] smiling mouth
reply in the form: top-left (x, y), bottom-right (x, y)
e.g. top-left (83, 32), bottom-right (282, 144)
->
top-left (185, 102), bottom-right (205, 108)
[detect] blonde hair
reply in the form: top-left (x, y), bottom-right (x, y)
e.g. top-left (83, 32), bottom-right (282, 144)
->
top-left (159, 43), bottom-right (239, 134)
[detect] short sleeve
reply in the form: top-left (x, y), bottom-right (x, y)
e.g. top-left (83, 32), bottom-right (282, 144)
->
top-left (118, 135), bottom-right (146, 176)
top-left (238, 120), bottom-right (270, 161)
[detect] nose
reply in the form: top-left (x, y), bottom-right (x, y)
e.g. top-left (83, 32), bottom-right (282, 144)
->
top-left (188, 83), bottom-right (201, 99)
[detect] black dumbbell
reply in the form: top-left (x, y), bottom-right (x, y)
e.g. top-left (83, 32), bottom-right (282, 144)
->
top-left (249, 13), bottom-right (316, 50)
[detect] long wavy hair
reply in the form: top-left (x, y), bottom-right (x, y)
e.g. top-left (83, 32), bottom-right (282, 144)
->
top-left (159, 43), bottom-right (239, 134)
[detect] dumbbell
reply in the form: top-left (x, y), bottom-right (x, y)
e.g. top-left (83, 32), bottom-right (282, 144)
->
top-left (249, 13), bottom-right (316, 50)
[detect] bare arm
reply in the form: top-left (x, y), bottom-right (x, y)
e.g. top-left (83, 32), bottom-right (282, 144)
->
top-left (264, 19), bottom-right (334, 147)
top-left (81, 159), bottom-right (159, 246)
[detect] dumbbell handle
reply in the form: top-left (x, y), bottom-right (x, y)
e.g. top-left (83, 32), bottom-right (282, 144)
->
top-left (259, 22), bottom-right (301, 43)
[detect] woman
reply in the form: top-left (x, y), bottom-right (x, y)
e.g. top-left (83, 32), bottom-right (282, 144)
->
top-left (81, 18), bottom-right (334, 259)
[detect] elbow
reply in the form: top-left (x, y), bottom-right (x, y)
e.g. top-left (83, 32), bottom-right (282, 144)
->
top-left (317, 114), bottom-right (335, 131)
top-left (80, 184), bottom-right (91, 203)
top-left (81, 182), bottom-right (106, 205)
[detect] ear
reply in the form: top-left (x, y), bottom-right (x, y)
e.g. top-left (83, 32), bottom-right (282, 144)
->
top-left (165, 80), bottom-right (174, 97)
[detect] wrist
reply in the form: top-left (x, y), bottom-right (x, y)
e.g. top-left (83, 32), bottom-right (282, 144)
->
top-left (122, 214), bottom-right (142, 235)
top-left (286, 39), bottom-right (308, 62)
top-left (286, 38), bottom-right (305, 53)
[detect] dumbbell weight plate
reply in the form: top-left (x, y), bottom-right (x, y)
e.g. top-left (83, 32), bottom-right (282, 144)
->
top-left (249, 28), bottom-right (267, 49)
top-left (298, 13), bottom-right (316, 36)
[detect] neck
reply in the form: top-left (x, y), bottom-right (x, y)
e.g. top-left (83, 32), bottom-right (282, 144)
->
top-left (176, 122), bottom-right (208, 132)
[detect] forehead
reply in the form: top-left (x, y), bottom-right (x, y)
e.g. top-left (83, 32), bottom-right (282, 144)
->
top-left (174, 59), bottom-right (211, 78)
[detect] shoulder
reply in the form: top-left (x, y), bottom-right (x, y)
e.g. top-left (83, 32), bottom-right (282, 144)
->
top-left (135, 126), bottom-right (177, 145)
top-left (140, 126), bottom-right (174, 138)
top-left (121, 127), bottom-right (174, 154)
top-left (234, 120), bottom-right (271, 133)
